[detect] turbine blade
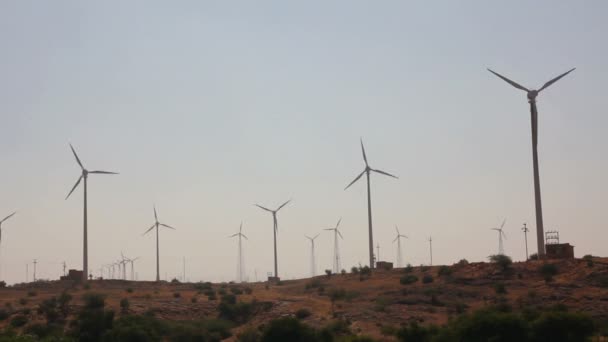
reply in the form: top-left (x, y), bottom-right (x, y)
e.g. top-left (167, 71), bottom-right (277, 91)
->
top-left (393, 236), bottom-right (398, 243)
top-left (313, 234), bottom-right (320, 240)
top-left (1, 212), bottom-right (16, 223)
top-left (360, 138), bottom-right (368, 166)
top-left (143, 224), bottom-right (155, 235)
top-left (403, 235), bottom-right (408, 239)
top-left (154, 205), bottom-right (158, 222)
top-left (305, 235), bottom-right (312, 240)
top-left (372, 169), bottom-right (398, 179)
top-left (337, 230), bottom-right (343, 239)
top-left (502, 231), bottom-right (507, 240)
top-left (344, 170), bottom-right (366, 190)
top-left (241, 233), bottom-right (248, 240)
top-left (487, 68), bottom-right (529, 92)
top-left (276, 199), bottom-right (291, 212)
top-left (395, 225), bottom-right (399, 235)
top-left (335, 218), bottom-right (342, 228)
top-left (239, 222), bottom-right (243, 233)
top-left (160, 223), bottom-right (175, 230)
top-left (255, 204), bottom-right (272, 212)
top-left (324, 228), bottom-right (333, 231)
top-left (89, 170), bottom-right (119, 174)
top-left (65, 175), bottom-right (83, 200)
top-left (501, 218), bottom-right (506, 229)
top-left (539, 68), bottom-right (576, 92)
top-left (229, 233), bottom-right (238, 238)
top-left (69, 144), bottom-right (84, 169)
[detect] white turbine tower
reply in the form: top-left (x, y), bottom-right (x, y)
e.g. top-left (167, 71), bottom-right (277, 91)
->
top-left (491, 219), bottom-right (507, 255)
top-left (393, 225), bottom-right (408, 268)
top-left (0, 211), bottom-right (16, 279)
top-left (229, 222), bottom-right (248, 283)
top-left (305, 234), bottom-right (320, 277)
top-left (324, 218), bottom-right (343, 274)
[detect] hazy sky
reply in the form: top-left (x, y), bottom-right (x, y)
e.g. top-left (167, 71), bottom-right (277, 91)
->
top-left (1, 1), bottom-right (606, 284)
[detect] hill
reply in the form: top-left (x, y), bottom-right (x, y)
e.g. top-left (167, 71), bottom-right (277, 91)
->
top-left (0, 256), bottom-right (607, 340)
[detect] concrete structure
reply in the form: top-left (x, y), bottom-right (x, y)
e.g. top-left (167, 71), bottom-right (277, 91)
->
top-left (376, 261), bottom-right (393, 270)
top-left (545, 243), bottom-right (575, 259)
top-left (60, 269), bottom-right (84, 282)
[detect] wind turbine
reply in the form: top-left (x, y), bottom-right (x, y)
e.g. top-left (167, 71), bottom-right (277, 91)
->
top-left (393, 225), bottom-right (408, 268)
top-left (128, 257), bottom-right (139, 281)
top-left (0, 211), bottom-right (16, 278)
top-left (255, 199), bottom-right (290, 279)
top-left (345, 139), bottom-right (398, 268)
top-left (491, 219), bottom-right (507, 255)
top-left (229, 222), bottom-right (248, 283)
top-left (143, 205), bottom-right (175, 282)
top-left (488, 68), bottom-right (575, 258)
top-left (305, 234), bottom-right (320, 277)
top-left (324, 218), bottom-right (343, 274)
top-left (65, 144), bottom-right (118, 281)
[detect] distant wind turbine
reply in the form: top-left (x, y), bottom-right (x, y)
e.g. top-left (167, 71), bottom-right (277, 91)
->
top-left (324, 218), bottom-right (343, 274)
top-left (143, 206), bottom-right (176, 282)
top-left (393, 225), bottom-right (408, 268)
top-left (65, 144), bottom-right (118, 281)
top-left (345, 139), bottom-right (398, 268)
top-left (229, 222), bottom-right (248, 283)
top-left (255, 200), bottom-right (290, 279)
top-left (0, 211), bottom-right (16, 278)
top-left (488, 68), bottom-right (575, 258)
top-left (491, 219), bottom-right (507, 255)
top-left (305, 233), bottom-right (320, 277)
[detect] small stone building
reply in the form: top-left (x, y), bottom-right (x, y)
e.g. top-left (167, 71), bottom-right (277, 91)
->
top-left (376, 261), bottom-right (393, 270)
top-left (60, 269), bottom-right (84, 282)
top-left (545, 243), bottom-right (575, 259)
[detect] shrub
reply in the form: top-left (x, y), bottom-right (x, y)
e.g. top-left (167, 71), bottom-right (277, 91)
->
top-left (351, 266), bottom-right (360, 274)
top-left (27, 290), bottom-right (37, 297)
top-left (83, 292), bottom-right (106, 310)
top-left (126, 287), bottom-right (133, 293)
top-left (10, 314), bottom-right (28, 327)
top-left (244, 287), bottom-right (253, 295)
top-left (295, 308), bottom-right (312, 320)
top-left (422, 275), bottom-right (434, 284)
top-left (583, 254), bottom-right (594, 267)
top-left (238, 326), bottom-right (261, 342)
top-left (0, 281), bottom-right (5, 288)
top-left (494, 283), bottom-right (507, 295)
top-left (120, 298), bottom-right (130, 313)
top-left (438, 265), bottom-right (452, 277)
top-left (457, 259), bottom-right (469, 266)
top-left (489, 254), bottom-right (512, 272)
top-left (360, 266), bottom-right (372, 276)
top-left (170, 278), bottom-right (180, 284)
top-left (539, 263), bottom-right (558, 282)
top-left (261, 317), bottom-right (317, 342)
top-left (341, 269), bottom-right (347, 275)
top-left (19, 298), bottom-right (28, 305)
top-left (0, 309), bottom-right (8, 321)
top-left (404, 264), bottom-right (413, 273)
top-left (400, 275), bottom-right (418, 285)
top-left (325, 269), bottom-right (332, 278)
top-left (530, 312), bottom-right (594, 341)
top-left (529, 253), bottom-right (539, 260)
top-left (38, 297), bottom-right (60, 323)
top-left (231, 287), bottom-right (244, 295)
top-left (305, 278), bottom-right (322, 290)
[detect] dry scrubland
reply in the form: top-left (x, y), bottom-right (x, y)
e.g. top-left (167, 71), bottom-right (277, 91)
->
top-left (0, 257), bottom-right (607, 340)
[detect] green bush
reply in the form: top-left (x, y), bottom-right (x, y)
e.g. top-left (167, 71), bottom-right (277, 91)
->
top-left (261, 317), bottom-right (317, 342)
top-left (404, 264), bottom-right (414, 273)
top-left (489, 254), bottom-right (513, 272)
top-left (244, 287), bottom-right (253, 295)
top-left (238, 326), bottom-right (261, 342)
top-left (438, 265), bottom-right (452, 277)
top-left (457, 259), bottom-right (469, 266)
top-left (529, 253), bottom-right (539, 260)
top-left (295, 308), bottom-right (312, 320)
top-left (10, 314), bottom-right (28, 327)
top-left (351, 266), bottom-right (359, 274)
top-left (83, 292), bottom-right (106, 310)
top-left (494, 283), bottom-right (507, 295)
top-left (305, 278), bottom-right (322, 290)
top-left (400, 275), bottom-right (418, 285)
top-left (539, 263), bottom-right (558, 282)
top-left (359, 266), bottom-right (372, 276)
top-left (0, 309), bottom-right (8, 321)
top-left (422, 274), bottom-right (434, 284)
top-left (126, 288), bottom-right (133, 293)
top-left (325, 269), bottom-right (332, 278)
top-left (120, 298), bottom-right (130, 313)
top-left (231, 287), bottom-right (244, 295)
top-left (530, 312), bottom-right (594, 341)
top-left (0, 281), bottom-right (5, 288)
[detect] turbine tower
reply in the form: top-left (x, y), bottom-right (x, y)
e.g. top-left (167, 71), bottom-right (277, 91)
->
top-left (66, 144), bottom-right (118, 281)
top-left (229, 222), bottom-right (248, 283)
top-left (305, 233), bottom-right (320, 277)
top-left (324, 218), bottom-right (343, 274)
top-left (0, 211), bottom-right (16, 278)
top-left (143, 205), bottom-right (176, 282)
top-left (128, 257), bottom-right (139, 280)
top-left (393, 225), bottom-right (408, 268)
top-left (345, 139), bottom-right (398, 268)
top-left (488, 68), bottom-right (575, 258)
top-left (428, 236), bottom-right (433, 266)
top-left (255, 200), bottom-right (290, 279)
top-left (491, 219), bottom-right (507, 255)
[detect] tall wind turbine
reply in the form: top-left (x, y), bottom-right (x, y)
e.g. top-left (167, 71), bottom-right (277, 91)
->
top-left (345, 139), bottom-right (398, 268)
top-left (255, 200), bottom-right (290, 279)
top-left (128, 257), bottom-right (139, 281)
top-left (143, 206), bottom-right (175, 282)
top-left (393, 225), bottom-right (408, 268)
top-left (0, 211), bottom-right (16, 278)
top-left (324, 218), bottom-right (343, 274)
top-left (65, 144), bottom-right (118, 281)
top-left (305, 234), bottom-right (320, 277)
top-left (491, 219), bottom-right (507, 255)
top-left (229, 222), bottom-right (248, 283)
top-left (488, 68), bottom-right (575, 258)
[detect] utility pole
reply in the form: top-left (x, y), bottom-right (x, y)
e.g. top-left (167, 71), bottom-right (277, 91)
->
top-left (26, 263), bottom-right (28, 283)
top-left (376, 243), bottom-right (380, 262)
top-left (428, 237), bottom-right (433, 266)
top-left (183, 257), bottom-right (186, 283)
top-left (62, 262), bottom-right (67, 277)
top-left (522, 223), bottom-right (529, 261)
top-left (33, 259), bottom-right (37, 282)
